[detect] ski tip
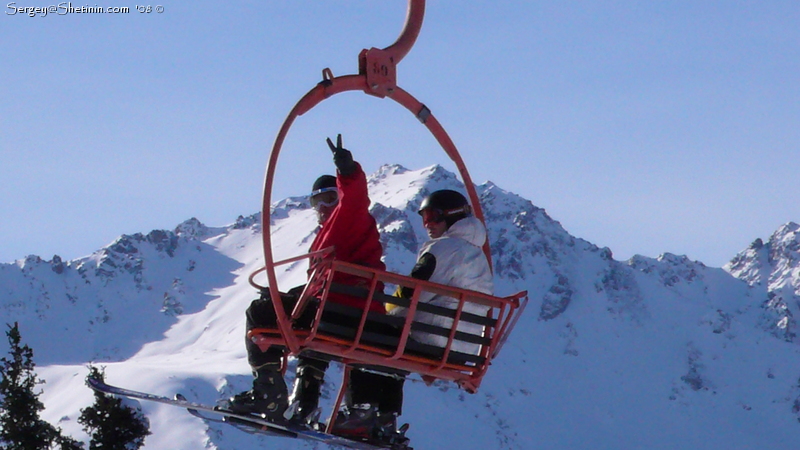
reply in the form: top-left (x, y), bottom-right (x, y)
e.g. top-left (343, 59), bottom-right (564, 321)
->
top-left (85, 376), bottom-right (103, 390)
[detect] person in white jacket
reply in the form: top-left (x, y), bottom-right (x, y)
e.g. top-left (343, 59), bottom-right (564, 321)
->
top-left (388, 189), bottom-right (494, 355)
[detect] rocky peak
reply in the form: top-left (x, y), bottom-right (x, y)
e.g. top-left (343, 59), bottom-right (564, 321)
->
top-left (726, 222), bottom-right (800, 344)
top-left (51, 255), bottom-right (65, 274)
top-left (269, 197), bottom-right (308, 223)
top-left (233, 214), bottom-right (260, 230)
top-left (725, 239), bottom-right (770, 286)
top-left (367, 164), bottom-right (465, 214)
top-left (628, 253), bottom-right (704, 287)
top-left (19, 254), bottom-right (43, 271)
top-left (767, 222), bottom-right (800, 266)
top-left (369, 163), bottom-right (409, 180)
top-left (726, 222), bottom-right (800, 289)
top-left (175, 217), bottom-right (209, 239)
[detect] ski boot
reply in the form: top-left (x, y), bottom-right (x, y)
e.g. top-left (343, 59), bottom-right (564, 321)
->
top-left (288, 364), bottom-right (324, 425)
top-left (373, 412), bottom-right (411, 449)
top-left (226, 365), bottom-right (289, 422)
top-left (330, 403), bottom-right (380, 440)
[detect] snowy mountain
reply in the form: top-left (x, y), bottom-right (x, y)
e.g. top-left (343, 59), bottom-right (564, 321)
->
top-left (2, 164), bottom-right (799, 449)
top-left (725, 222), bottom-right (800, 344)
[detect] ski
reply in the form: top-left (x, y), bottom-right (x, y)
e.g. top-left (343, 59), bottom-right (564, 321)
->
top-left (173, 393), bottom-right (273, 436)
top-left (86, 377), bottom-right (411, 449)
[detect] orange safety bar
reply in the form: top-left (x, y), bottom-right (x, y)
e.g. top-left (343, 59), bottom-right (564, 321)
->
top-left (248, 251), bottom-right (528, 393)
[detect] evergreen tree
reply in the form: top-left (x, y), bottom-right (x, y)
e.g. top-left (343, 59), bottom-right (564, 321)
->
top-left (79, 366), bottom-right (150, 450)
top-left (53, 433), bottom-right (84, 450)
top-left (0, 322), bottom-right (60, 449)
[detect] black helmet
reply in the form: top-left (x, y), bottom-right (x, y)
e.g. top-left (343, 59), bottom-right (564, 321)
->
top-left (418, 189), bottom-right (472, 228)
top-left (310, 175), bottom-right (338, 222)
top-left (311, 175), bottom-right (337, 195)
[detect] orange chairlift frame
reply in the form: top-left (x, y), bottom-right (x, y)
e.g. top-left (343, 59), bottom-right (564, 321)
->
top-left (249, 0), bottom-right (528, 420)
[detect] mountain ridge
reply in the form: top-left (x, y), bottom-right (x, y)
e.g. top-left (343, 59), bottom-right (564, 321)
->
top-left (2, 164), bottom-right (799, 449)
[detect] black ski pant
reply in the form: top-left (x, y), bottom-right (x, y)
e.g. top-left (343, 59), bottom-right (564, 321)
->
top-left (244, 287), bottom-right (405, 414)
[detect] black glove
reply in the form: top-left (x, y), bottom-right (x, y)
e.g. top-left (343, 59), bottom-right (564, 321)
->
top-left (326, 134), bottom-right (357, 176)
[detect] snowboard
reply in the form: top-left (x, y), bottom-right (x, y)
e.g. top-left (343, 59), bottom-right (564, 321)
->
top-left (86, 377), bottom-right (411, 450)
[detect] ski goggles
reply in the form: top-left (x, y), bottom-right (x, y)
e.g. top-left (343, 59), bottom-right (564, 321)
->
top-left (310, 187), bottom-right (339, 209)
top-left (420, 208), bottom-right (445, 224)
top-left (420, 205), bottom-right (471, 224)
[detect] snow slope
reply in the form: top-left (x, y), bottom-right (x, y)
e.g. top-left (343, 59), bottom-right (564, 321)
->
top-left (2, 164), bottom-right (799, 449)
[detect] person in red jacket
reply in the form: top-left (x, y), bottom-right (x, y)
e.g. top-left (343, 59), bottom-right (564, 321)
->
top-left (304, 137), bottom-right (386, 314)
top-left (228, 135), bottom-right (403, 439)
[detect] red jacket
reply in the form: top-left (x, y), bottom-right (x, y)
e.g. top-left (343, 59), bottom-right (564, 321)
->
top-left (307, 163), bottom-right (386, 313)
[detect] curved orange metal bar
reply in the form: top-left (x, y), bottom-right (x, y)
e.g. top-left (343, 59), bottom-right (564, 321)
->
top-left (382, 0), bottom-right (425, 65)
top-left (261, 74), bottom-right (490, 353)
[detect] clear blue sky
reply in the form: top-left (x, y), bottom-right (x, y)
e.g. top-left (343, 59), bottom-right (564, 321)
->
top-left (2, 1), bottom-right (798, 267)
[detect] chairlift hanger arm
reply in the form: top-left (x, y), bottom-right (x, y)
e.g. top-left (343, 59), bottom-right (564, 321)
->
top-left (358, 0), bottom-right (425, 98)
top-left (383, 0), bottom-right (425, 65)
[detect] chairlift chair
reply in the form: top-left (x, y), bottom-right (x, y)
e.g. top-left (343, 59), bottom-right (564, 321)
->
top-left (248, 0), bottom-right (528, 434)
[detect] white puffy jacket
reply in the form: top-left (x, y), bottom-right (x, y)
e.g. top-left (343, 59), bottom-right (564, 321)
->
top-left (390, 216), bottom-right (494, 355)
